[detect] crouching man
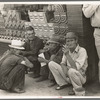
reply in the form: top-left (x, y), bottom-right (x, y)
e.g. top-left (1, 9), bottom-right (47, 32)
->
top-left (0, 40), bottom-right (33, 93)
top-left (49, 32), bottom-right (88, 96)
top-left (37, 34), bottom-right (64, 87)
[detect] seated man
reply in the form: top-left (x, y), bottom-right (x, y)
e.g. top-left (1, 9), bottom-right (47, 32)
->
top-left (36, 34), bottom-right (64, 87)
top-left (0, 40), bottom-right (33, 93)
top-left (21, 26), bottom-right (44, 78)
top-left (49, 32), bottom-right (88, 96)
top-left (36, 44), bottom-right (51, 82)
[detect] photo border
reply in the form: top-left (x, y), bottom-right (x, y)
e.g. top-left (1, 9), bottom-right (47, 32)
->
top-left (0, 0), bottom-right (100, 99)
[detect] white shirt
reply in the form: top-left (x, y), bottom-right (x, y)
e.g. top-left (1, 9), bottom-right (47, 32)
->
top-left (82, 4), bottom-right (100, 27)
top-left (61, 45), bottom-right (88, 75)
top-left (38, 53), bottom-right (46, 67)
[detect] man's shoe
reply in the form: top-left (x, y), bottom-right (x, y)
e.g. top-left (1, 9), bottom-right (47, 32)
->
top-left (48, 81), bottom-right (56, 87)
top-left (68, 90), bottom-right (75, 95)
top-left (55, 84), bottom-right (69, 90)
top-left (36, 77), bottom-right (48, 82)
top-left (12, 88), bottom-right (25, 93)
top-left (33, 74), bottom-right (40, 78)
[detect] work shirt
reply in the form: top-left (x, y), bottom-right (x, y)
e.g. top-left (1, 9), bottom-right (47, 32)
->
top-left (61, 45), bottom-right (88, 76)
top-left (22, 36), bottom-right (44, 62)
top-left (82, 4), bottom-right (100, 27)
top-left (0, 54), bottom-right (24, 77)
top-left (0, 53), bottom-right (25, 90)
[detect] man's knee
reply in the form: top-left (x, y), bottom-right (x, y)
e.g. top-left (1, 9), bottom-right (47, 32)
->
top-left (48, 61), bottom-right (60, 70)
top-left (68, 68), bottom-right (76, 76)
top-left (48, 61), bottom-right (55, 69)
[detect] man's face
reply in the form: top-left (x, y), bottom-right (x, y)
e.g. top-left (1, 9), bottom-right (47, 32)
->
top-left (66, 33), bottom-right (77, 50)
top-left (48, 42), bottom-right (58, 51)
top-left (14, 49), bottom-right (21, 55)
top-left (26, 30), bottom-right (35, 40)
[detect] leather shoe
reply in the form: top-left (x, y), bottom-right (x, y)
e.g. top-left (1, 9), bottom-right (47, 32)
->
top-left (68, 90), bottom-right (75, 95)
top-left (55, 84), bottom-right (69, 90)
top-left (33, 74), bottom-right (40, 78)
top-left (36, 77), bottom-right (48, 82)
top-left (48, 81), bottom-right (56, 87)
top-left (12, 88), bottom-right (25, 93)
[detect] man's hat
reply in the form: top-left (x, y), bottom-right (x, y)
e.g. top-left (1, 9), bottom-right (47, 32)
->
top-left (47, 34), bottom-right (65, 45)
top-left (25, 26), bottom-right (34, 31)
top-left (9, 40), bottom-right (25, 50)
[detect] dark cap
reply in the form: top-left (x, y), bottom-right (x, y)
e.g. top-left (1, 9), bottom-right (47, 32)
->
top-left (25, 26), bottom-right (34, 31)
top-left (65, 32), bottom-right (78, 40)
top-left (47, 34), bottom-right (65, 45)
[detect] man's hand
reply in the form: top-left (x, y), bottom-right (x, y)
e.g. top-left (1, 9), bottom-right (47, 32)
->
top-left (21, 61), bottom-right (26, 65)
top-left (23, 57), bottom-right (33, 68)
top-left (62, 45), bottom-right (69, 55)
top-left (50, 54), bottom-right (56, 61)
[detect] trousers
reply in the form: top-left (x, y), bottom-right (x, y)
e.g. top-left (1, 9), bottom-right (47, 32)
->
top-left (0, 64), bottom-right (25, 91)
top-left (49, 61), bottom-right (86, 95)
top-left (94, 28), bottom-right (100, 82)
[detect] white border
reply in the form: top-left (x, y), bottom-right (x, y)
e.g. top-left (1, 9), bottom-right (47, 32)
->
top-left (0, 1), bottom-right (100, 4)
top-left (0, 1), bottom-right (100, 98)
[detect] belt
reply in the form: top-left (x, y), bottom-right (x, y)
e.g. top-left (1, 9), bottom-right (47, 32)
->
top-left (94, 27), bottom-right (100, 29)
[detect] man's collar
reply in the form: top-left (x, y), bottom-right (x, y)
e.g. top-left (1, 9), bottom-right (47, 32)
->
top-left (30, 36), bottom-right (36, 41)
top-left (74, 45), bottom-right (80, 53)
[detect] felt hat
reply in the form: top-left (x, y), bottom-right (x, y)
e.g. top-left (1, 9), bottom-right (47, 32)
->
top-left (47, 34), bottom-right (65, 45)
top-left (25, 26), bottom-right (34, 31)
top-left (9, 40), bottom-right (25, 50)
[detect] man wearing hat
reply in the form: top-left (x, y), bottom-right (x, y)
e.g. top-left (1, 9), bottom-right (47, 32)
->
top-left (36, 34), bottom-right (64, 87)
top-left (0, 40), bottom-right (33, 93)
top-left (49, 32), bottom-right (88, 96)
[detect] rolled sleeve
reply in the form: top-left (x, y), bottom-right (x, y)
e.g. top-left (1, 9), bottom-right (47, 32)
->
top-left (82, 4), bottom-right (99, 18)
top-left (75, 48), bottom-right (87, 70)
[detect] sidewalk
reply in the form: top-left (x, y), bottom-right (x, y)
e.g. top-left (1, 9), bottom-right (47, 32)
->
top-left (0, 72), bottom-right (100, 98)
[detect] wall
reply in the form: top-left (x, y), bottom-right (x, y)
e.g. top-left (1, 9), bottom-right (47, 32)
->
top-left (67, 5), bottom-right (98, 83)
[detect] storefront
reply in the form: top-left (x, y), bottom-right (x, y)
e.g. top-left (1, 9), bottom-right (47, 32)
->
top-left (0, 4), bottom-right (98, 83)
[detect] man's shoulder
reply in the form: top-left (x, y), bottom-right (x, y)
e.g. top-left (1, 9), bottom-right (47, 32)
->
top-left (78, 46), bottom-right (87, 53)
top-left (79, 46), bottom-right (86, 50)
top-left (35, 36), bottom-right (43, 41)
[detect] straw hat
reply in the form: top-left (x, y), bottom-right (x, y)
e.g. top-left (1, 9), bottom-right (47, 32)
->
top-left (9, 40), bottom-right (25, 50)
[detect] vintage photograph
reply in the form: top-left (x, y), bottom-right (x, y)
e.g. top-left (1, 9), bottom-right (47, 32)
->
top-left (0, 2), bottom-right (99, 98)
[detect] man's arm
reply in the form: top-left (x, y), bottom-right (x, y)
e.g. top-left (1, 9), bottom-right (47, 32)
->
top-left (38, 57), bottom-right (50, 64)
top-left (62, 45), bottom-right (77, 70)
top-left (65, 53), bottom-right (77, 70)
top-left (21, 57), bottom-right (33, 68)
top-left (75, 48), bottom-right (88, 70)
top-left (22, 39), bottom-right (44, 56)
top-left (60, 63), bottom-right (71, 70)
top-left (82, 4), bottom-right (99, 18)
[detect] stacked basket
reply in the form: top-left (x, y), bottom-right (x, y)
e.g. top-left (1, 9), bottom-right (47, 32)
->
top-left (4, 10), bottom-right (26, 41)
top-left (28, 11), bottom-right (54, 39)
top-left (53, 5), bottom-right (69, 36)
top-left (0, 14), bottom-right (6, 39)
